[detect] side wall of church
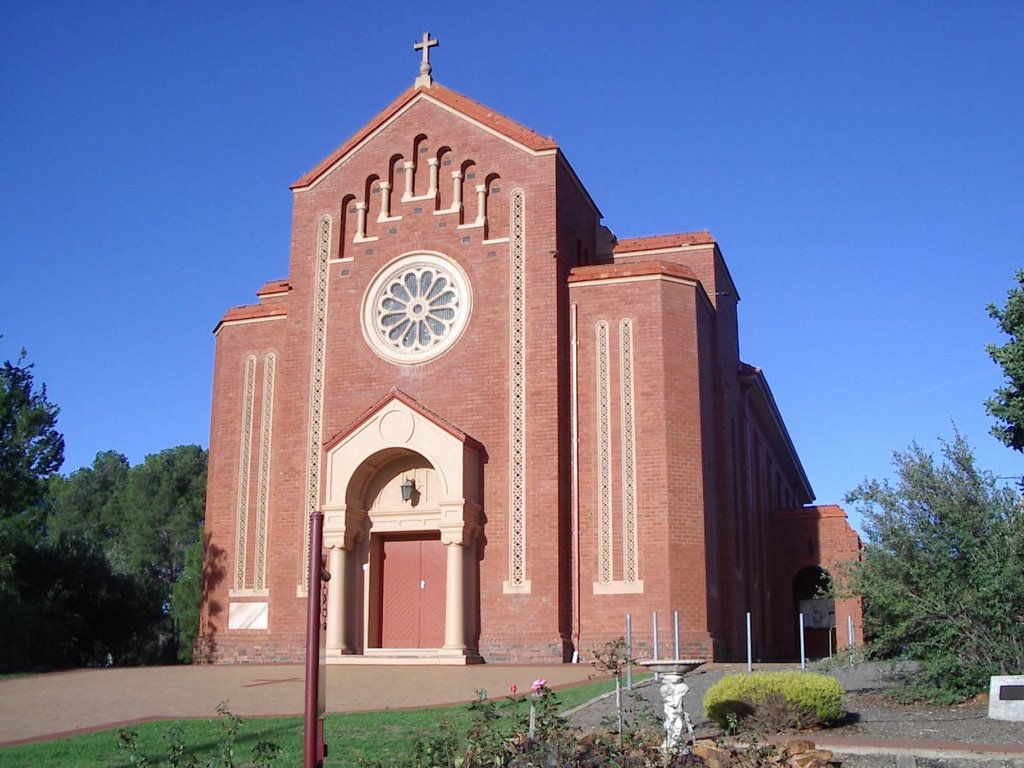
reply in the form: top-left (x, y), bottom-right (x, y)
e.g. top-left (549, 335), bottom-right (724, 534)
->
top-left (571, 271), bottom-right (715, 660)
top-left (201, 310), bottom-right (304, 661)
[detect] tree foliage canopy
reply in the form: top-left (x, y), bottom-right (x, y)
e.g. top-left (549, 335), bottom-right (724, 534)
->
top-left (0, 348), bottom-right (209, 671)
top-left (987, 269), bottom-right (1024, 452)
top-left (0, 352), bottom-right (64, 522)
top-left (43, 445), bottom-right (208, 664)
top-left (846, 432), bottom-right (1024, 702)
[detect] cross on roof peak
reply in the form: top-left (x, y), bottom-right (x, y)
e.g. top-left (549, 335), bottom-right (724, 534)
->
top-left (414, 31), bottom-right (439, 88)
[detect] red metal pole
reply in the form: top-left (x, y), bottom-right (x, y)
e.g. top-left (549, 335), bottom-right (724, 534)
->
top-left (303, 512), bottom-right (324, 768)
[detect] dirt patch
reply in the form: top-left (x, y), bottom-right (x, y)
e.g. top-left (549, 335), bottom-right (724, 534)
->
top-left (827, 691), bottom-right (1023, 746)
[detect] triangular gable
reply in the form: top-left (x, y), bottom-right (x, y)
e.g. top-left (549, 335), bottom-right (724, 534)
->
top-left (323, 388), bottom-right (483, 453)
top-left (291, 83), bottom-right (559, 191)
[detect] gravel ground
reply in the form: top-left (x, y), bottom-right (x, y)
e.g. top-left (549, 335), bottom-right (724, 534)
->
top-left (565, 662), bottom-right (1024, 759)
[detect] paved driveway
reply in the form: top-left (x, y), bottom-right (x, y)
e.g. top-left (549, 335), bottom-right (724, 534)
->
top-left (0, 663), bottom-right (600, 746)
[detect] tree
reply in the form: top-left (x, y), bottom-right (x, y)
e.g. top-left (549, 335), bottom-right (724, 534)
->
top-left (0, 536), bottom-right (161, 671)
top-left (846, 432), bottom-right (1024, 703)
top-left (119, 445), bottom-right (207, 661)
top-left (169, 535), bottom-right (204, 662)
top-left (45, 450), bottom-right (129, 546)
top-left (0, 349), bottom-right (65, 670)
top-left (0, 350), bottom-right (64, 523)
top-left (43, 445), bottom-right (208, 664)
top-left (120, 445), bottom-right (207, 596)
top-left (987, 270), bottom-right (1024, 452)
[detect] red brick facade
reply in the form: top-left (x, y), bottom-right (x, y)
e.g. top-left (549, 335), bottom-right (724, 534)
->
top-left (198, 76), bottom-right (861, 665)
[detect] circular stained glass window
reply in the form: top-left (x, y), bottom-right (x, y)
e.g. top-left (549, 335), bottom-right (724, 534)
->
top-left (361, 253), bottom-right (472, 364)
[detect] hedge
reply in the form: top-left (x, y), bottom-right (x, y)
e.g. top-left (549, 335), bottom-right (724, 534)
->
top-left (703, 671), bottom-right (843, 729)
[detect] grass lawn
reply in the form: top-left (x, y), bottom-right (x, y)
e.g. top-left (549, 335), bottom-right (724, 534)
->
top-left (0, 675), bottom-right (636, 768)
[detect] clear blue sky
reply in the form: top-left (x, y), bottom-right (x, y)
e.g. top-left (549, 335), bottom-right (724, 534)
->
top-left (3, 2), bottom-right (1021, 533)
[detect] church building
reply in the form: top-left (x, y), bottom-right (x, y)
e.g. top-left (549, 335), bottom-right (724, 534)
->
top-left (199, 36), bottom-right (862, 665)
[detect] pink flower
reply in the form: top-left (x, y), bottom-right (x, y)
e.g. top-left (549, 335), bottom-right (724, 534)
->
top-left (510, 684), bottom-right (517, 694)
top-left (531, 678), bottom-right (546, 695)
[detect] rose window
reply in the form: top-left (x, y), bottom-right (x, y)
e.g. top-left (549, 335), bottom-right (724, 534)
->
top-left (362, 254), bottom-right (472, 364)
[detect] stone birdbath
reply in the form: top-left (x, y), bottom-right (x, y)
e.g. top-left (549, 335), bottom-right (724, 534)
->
top-left (638, 659), bottom-right (706, 753)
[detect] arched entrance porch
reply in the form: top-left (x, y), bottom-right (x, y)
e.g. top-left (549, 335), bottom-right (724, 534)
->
top-left (319, 391), bottom-right (484, 663)
top-left (793, 565), bottom-right (835, 660)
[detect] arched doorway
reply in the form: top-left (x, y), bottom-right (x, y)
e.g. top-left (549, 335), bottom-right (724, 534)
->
top-left (793, 566), bottom-right (835, 660)
top-left (319, 391), bottom-right (484, 663)
top-left (359, 453), bottom-right (448, 650)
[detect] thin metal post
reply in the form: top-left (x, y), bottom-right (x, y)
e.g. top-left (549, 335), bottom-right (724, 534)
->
top-left (799, 613), bottom-right (806, 670)
top-left (746, 611), bottom-right (752, 672)
top-left (652, 611), bottom-right (659, 681)
top-left (848, 616), bottom-right (855, 666)
top-left (303, 512), bottom-right (326, 768)
top-left (625, 613), bottom-right (633, 691)
top-left (673, 610), bottom-right (680, 659)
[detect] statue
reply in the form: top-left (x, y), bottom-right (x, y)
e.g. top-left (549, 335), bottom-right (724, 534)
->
top-left (658, 677), bottom-right (696, 751)
top-left (639, 659), bottom-right (705, 754)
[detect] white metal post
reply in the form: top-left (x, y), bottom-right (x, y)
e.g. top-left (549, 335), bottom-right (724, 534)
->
top-left (746, 611), bottom-right (752, 672)
top-left (626, 613), bottom-right (633, 690)
top-left (652, 611), bottom-right (660, 681)
top-left (673, 610), bottom-right (680, 658)
top-left (848, 615), bottom-right (855, 666)
top-left (799, 613), bottom-right (806, 670)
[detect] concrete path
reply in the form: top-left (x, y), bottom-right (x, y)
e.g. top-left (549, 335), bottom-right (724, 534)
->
top-left (0, 663), bottom-right (600, 747)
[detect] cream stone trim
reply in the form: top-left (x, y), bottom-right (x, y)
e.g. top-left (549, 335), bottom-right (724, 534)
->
top-left (254, 352), bottom-right (275, 592)
top-left (322, 397), bottom-right (483, 652)
top-left (619, 319), bottom-right (639, 584)
top-left (328, 257), bottom-right (355, 264)
top-left (301, 215), bottom-right (332, 591)
top-left (228, 588), bottom-right (270, 598)
top-left (611, 243), bottom-right (714, 259)
top-left (593, 580), bottom-right (645, 595)
top-left (504, 187), bottom-right (530, 594)
top-left (214, 314), bottom-right (286, 336)
top-left (322, 400), bottom-right (482, 541)
top-left (293, 93), bottom-right (557, 192)
top-left (360, 252), bottom-right (473, 366)
top-left (233, 355), bottom-right (257, 591)
top-left (596, 321), bottom-right (613, 584)
top-left (570, 274), bottom-right (699, 290)
top-left (481, 237), bottom-right (510, 245)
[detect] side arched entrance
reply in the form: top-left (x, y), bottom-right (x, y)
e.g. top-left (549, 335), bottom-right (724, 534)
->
top-left (319, 391), bottom-right (484, 663)
top-left (793, 565), bottom-right (835, 660)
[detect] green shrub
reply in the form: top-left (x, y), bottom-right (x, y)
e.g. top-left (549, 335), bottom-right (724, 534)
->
top-left (703, 672), bottom-right (843, 731)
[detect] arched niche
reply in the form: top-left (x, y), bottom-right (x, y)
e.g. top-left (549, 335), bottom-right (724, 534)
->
top-left (322, 391), bottom-right (484, 549)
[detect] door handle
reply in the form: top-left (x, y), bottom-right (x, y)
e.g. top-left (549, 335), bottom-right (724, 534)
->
top-left (420, 579), bottom-right (426, 589)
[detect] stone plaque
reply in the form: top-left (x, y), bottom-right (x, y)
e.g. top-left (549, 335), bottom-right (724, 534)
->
top-left (228, 601), bottom-right (269, 630)
top-left (988, 676), bottom-right (1024, 721)
top-left (1000, 685), bottom-right (1024, 701)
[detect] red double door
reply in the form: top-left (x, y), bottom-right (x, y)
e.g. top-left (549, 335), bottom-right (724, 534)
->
top-left (378, 534), bottom-right (446, 648)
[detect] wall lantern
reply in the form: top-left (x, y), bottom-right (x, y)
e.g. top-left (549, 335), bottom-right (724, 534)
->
top-left (400, 477), bottom-right (417, 502)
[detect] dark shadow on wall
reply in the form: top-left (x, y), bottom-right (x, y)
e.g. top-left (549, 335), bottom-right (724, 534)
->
top-left (195, 531), bottom-right (226, 664)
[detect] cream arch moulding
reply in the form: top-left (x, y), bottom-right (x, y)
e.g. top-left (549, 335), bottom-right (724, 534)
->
top-left (318, 391), bottom-right (484, 665)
